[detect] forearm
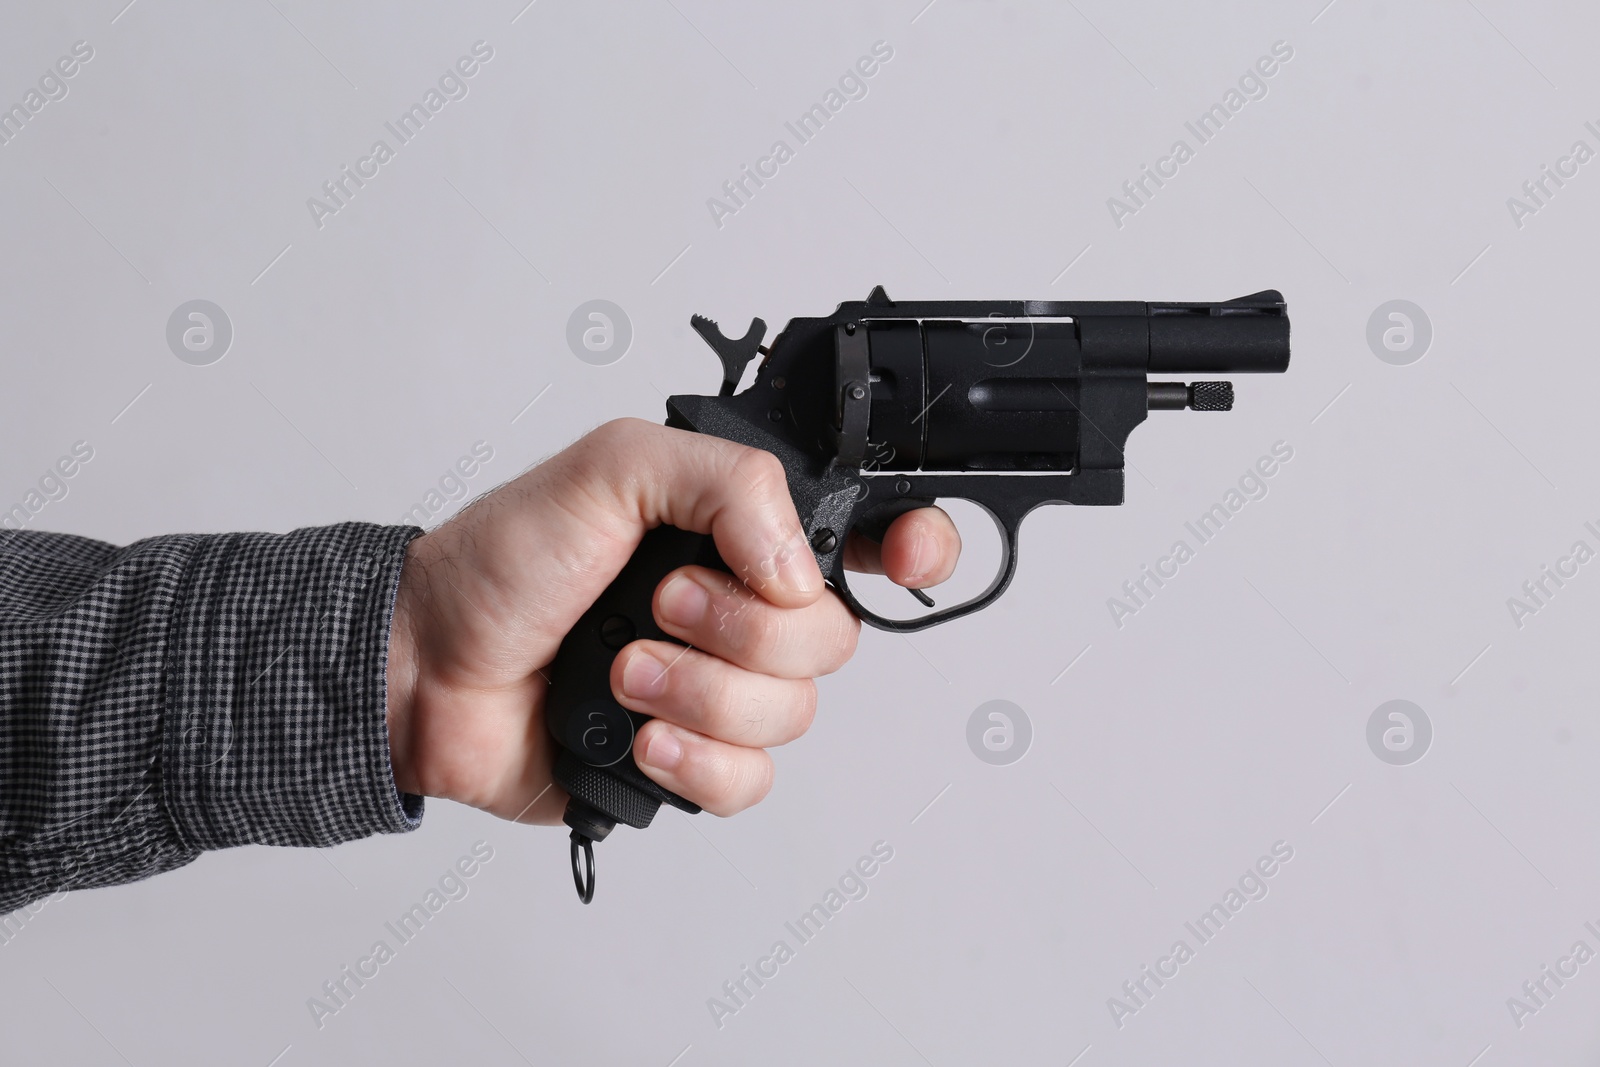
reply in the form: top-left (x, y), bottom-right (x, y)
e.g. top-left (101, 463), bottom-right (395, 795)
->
top-left (0, 523), bottom-right (425, 912)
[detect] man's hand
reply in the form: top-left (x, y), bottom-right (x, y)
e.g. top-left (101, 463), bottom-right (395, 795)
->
top-left (384, 419), bottom-right (961, 825)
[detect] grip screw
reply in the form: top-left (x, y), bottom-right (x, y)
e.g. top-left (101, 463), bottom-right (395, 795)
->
top-left (810, 528), bottom-right (838, 554)
top-left (599, 614), bottom-right (635, 650)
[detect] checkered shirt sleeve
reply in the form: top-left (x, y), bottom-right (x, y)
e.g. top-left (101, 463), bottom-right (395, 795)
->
top-left (0, 522), bottom-right (425, 912)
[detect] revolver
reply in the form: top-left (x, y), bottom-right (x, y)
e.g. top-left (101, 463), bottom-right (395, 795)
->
top-left (546, 285), bottom-right (1291, 901)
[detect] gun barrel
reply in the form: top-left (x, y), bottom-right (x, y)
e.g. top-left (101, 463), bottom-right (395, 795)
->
top-left (1146, 292), bottom-right (1290, 374)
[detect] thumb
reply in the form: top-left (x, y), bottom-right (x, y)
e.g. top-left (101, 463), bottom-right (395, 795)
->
top-left (431, 419), bottom-right (824, 670)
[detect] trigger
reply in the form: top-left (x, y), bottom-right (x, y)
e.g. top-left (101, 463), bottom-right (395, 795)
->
top-left (908, 588), bottom-right (934, 608)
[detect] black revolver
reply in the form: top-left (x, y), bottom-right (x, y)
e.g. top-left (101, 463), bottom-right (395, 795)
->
top-left (546, 286), bottom-right (1290, 901)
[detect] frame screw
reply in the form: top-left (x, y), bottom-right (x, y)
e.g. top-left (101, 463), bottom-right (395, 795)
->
top-left (810, 528), bottom-right (838, 554)
top-left (599, 615), bottom-right (636, 650)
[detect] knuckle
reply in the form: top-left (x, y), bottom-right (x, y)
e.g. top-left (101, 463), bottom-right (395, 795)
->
top-left (563, 423), bottom-right (620, 483)
top-left (580, 419), bottom-right (623, 459)
top-left (697, 748), bottom-right (747, 813)
top-left (787, 680), bottom-right (818, 741)
top-left (730, 446), bottom-right (787, 501)
top-left (821, 613), bottom-right (861, 674)
top-left (556, 418), bottom-right (666, 530)
top-left (579, 418), bottom-right (648, 474)
top-left (701, 665), bottom-right (745, 736)
top-left (730, 602), bottom-right (788, 663)
top-left (596, 416), bottom-right (649, 447)
top-left (729, 753), bottom-right (775, 811)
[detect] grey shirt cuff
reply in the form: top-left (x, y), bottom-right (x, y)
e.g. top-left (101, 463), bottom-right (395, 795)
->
top-left (162, 522), bottom-right (426, 851)
top-left (0, 522), bottom-right (426, 914)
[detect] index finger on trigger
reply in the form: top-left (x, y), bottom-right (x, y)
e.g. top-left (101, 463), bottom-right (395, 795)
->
top-left (842, 506), bottom-right (961, 588)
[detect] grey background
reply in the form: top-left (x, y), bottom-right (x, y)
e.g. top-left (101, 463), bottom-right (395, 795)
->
top-left (2, 0), bottom-right (1597, 1063)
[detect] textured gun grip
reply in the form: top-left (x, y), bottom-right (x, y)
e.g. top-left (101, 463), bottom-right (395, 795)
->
top-left (545, 525), bottom-right (716, 833)
top-left (554, 748), bottom-right (695, 830)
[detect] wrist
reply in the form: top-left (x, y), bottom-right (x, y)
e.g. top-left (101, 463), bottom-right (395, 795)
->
top-left (386, 534), bottom-right (429, 796)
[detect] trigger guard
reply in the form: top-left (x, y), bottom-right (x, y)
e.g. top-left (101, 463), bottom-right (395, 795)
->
top-left (829, 502), bottom-right (1021, 634)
